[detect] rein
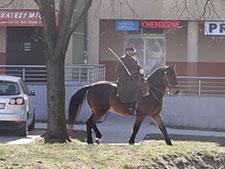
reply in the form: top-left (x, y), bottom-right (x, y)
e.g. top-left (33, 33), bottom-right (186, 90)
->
top-left (147, 71), bottom-right (177, 105)
top-left (164, 72), bottom-right (179, 89)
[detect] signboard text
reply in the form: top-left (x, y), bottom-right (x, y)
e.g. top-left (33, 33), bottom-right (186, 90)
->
top-left (0, 10), bottom-right (58, 27)
top-left (141, 21), bottom-right (180, 29)
top-left (205, 22), bottom-right (225, 35)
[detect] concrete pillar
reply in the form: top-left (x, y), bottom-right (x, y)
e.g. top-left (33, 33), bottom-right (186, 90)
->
top-left (87, 18), bottom-right (99, 64)
top-left (187, 21), bottom-right (199, 76)
top-left (0, 27), bottom-right (6, 65)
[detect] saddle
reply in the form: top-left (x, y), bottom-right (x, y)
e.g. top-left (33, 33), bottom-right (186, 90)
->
top-left (116, 78), bottom-right (149, 98)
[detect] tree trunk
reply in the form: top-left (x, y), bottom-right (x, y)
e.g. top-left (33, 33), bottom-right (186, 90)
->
top-left (44, 52), bottom-right (70, 143)
top-left (32, 0), bottom-right (93, 143)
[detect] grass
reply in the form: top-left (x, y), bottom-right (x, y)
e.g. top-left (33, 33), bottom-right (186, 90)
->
top-left (0, 132), bottom-right (225, 168)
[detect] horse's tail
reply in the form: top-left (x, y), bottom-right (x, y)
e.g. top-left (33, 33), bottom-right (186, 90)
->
top-left (68, 85), bottom-right (91, 130)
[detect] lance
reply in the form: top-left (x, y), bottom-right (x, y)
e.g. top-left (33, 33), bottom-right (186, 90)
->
top-left (107, 47), bottom-right (131, 76)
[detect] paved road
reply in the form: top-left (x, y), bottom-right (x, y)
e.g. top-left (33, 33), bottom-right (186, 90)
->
top-left (1, 113), bottom-right (225, 144)
top-left (0, 130), bottom-right (45, 144)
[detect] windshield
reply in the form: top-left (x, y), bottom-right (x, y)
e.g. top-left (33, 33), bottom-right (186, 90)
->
top-left (0, 81), bottom-right (20, 95)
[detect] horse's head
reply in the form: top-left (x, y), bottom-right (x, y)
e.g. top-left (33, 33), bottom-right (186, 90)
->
top-left (146, 65), bottom-right (179, 95)
top-left (164, 65), bottom-right (179, 95)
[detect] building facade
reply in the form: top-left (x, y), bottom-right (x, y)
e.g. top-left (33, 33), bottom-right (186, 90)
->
top-left (1, 0), bottom-right (225, 81)
top-left (0, 0), bottom-right (84, 66)
top-left (87, 0), bottom-right (225, 80)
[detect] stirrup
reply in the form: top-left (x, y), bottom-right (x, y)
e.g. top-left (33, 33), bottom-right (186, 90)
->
top-left (128, 107), bottom-right (136, 114)
top-left (128, 103), bottom-right (136, 114)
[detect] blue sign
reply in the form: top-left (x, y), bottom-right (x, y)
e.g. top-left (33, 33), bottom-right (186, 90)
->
top-left (116, 20), bottom-right (139, 31)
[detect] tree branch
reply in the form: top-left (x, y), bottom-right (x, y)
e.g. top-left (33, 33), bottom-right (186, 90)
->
top-left (69, 0), bottom-right (92, 37)
top-left (125, 0), bottom-right (136, 18)
top-left (0, 0), bottom-right (14, 8)
top-left (179, 0), bottom-right (190, 19)
top-left (63, 0), bottom-right (93, 55)
top-left (58, 0), bottom-right (66, 29)
top-left (55, 0), bottom-right (78, 59)
top-left (200, 0), bottom-right (210, 20)
top-left (34, 0), bottom-right (57, 59)
top-left (208, 0), bottom-right (222, 21)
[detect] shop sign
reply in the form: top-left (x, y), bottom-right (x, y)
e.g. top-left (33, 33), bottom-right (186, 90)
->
top-left (0, 10), bottom-right (58, 27)
top-left (141, 21), bottom-right (181, 29)
top-left (116, 20), bottom-right (139, 31)
top-left (205, 22), bottom-right (225, 35)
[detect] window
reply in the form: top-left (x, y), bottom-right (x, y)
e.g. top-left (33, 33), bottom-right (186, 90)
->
top-left (0, 81), bottom-right (20, 95)
top-left (125, 35), bottom-right (166, 76)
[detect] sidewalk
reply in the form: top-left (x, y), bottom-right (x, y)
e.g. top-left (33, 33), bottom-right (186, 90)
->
top-left (36, 113), bottom-right (225, 144)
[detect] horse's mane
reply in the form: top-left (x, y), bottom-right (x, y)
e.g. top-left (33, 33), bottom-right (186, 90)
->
top-left (146, 66), bottom-right (166, 81)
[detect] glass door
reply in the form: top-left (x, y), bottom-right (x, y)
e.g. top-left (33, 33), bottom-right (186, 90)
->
top-left (125, 36), bottom-right (166, 76)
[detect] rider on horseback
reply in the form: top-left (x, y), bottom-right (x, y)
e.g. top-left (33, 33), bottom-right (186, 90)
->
top-left (115, 44), bottom-right (144, 114)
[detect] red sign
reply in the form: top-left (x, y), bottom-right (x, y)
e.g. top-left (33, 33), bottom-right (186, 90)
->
top-left (141, 21), bottom-right (181, 29)
top-left (0, 10), bottom-right (58, 27)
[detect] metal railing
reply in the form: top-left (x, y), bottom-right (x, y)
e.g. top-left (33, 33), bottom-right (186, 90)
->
top-left (1, 65), bottom-right (225, 96)
top-left (177, 76), bottom-right (225, 96)
top-left (0, 64), bottom-right (105, 83)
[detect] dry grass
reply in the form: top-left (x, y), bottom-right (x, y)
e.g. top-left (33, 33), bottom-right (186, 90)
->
top-left (0, 132), bottom-right (225, 169)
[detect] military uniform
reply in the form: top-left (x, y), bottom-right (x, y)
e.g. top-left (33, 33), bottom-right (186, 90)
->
top-left (116, 54), bottom-right (144, 104)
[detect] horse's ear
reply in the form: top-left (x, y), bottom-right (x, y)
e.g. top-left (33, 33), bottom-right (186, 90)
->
top-left (165, 66), bottom-right (170, 71)
top-left (171, 64), bottom-right (176, 69)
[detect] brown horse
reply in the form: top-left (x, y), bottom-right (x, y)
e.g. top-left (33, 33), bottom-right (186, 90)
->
top-left (68, 65), bottom-right (179, 145)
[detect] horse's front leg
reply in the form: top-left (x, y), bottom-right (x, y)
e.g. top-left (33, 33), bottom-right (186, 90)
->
top-left (151, 114), bottom-right (172, 146)
top-left (129, 115), bottom-right (145, 144)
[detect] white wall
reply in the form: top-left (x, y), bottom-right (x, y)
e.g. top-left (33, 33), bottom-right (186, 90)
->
top-left (161, 95), bottom-right (225, 129)
top-left (28, 84), bottom-right (92, 122)
top-left (28, 84), bottom-right (225, 129)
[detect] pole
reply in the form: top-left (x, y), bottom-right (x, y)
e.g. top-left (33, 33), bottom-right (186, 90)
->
top-left (83, 0), bottom-right (88, 64)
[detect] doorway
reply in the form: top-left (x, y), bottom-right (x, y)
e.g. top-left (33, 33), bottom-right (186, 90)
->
top-left (6, 27), bottom-right (45, 65)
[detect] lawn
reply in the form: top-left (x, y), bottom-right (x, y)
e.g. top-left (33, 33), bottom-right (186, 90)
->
top-left (0, 131), bottom-right (225, 169)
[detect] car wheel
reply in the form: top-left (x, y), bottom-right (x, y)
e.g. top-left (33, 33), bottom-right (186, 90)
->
top-left (19, 121), bottom-right (28, 137)
top-left (28, 113), bottom-right (35, 131)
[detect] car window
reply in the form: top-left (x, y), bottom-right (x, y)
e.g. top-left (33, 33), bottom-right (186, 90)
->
top-left (0, 81), bottom-right (20, 95)
top-left (20, 79), bottom-right (30, 95)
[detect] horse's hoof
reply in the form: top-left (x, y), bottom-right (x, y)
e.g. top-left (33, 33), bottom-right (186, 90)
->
top-left (166, 141), bottom-right (172, 146)
top-left (96, 138), bottom-right (102, 145)
top-left (129, 141), bottom-right (134, 145)
top-left (87, 140), bottom-right (93, 144)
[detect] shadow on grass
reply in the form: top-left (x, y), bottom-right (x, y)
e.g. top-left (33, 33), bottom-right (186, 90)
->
top-left (69, 130), bottom-right (86, 142)
top-left (144, 134), bottom-right (225, 147)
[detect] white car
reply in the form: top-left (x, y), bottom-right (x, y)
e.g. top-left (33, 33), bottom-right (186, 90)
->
top-left (0, 75), bottom-right (35, 136)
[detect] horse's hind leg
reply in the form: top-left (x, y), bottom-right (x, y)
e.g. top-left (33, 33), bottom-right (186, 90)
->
top-left (151, 114), bottom-right (172, 146)
top-left (86, 114), bottom-right (104, 144)
top-left (129, 116), bottom-right (145, 144)
top-left (92, 124), bottom-right (102, 144)
top-left (86, 116), bottom-right (94, 144)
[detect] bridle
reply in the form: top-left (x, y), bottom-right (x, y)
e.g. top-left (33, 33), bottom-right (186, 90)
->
top-left (164, 71), bottom-right (179, 92)
top-left (147, 70), bottom-right (179, 105)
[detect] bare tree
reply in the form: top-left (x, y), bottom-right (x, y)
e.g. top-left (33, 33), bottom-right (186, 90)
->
top-left (32, 0), bottom-right (92, 143)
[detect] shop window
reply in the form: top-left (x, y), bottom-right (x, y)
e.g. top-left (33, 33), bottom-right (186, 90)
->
top-left (125, 36), bottom-right (166, 76)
